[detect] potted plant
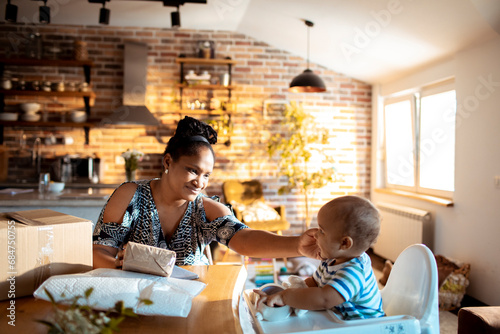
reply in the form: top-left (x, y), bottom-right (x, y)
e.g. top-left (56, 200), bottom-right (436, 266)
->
top-left (267, 101), bottom-right (336, 231)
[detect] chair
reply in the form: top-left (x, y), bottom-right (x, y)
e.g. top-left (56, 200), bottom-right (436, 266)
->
top-left (222, 180), bottom-right (290, 282)
top-left (325, 244), bottom-right (440, 334)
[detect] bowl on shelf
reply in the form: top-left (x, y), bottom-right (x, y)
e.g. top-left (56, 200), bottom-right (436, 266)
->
top-left (20, 113), bottom-right (41, 122)
top-left (20, 103), bottom-right (41, 114)
top-left (48, 181), bottom-right (65, 193)
top-left (70, 110), bottom-right (87, 123)
top-left (0, 112), bottom-right (19, 121)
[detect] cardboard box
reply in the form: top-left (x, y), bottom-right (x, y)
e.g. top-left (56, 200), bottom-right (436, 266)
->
top-left (0, 209), bottom-right (93, 300)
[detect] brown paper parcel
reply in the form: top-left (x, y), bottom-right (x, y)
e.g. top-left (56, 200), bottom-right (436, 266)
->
top-left (122, 242), bottom-right (176, 277)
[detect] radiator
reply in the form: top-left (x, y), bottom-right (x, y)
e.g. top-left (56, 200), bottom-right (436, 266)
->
top-left (372, 202), bottom-right (431, 262)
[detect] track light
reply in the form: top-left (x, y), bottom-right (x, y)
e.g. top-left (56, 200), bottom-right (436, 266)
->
top-left (5, 0), bottom-right (18, 23)
top-left (99, 2), bottom-right (110, 25)
top-left (39, 0), bottom-right (50, 24)
top-left (171, 6), bottom-right (180, 28)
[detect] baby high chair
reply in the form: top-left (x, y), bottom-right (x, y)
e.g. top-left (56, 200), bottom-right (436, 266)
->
top-left (242, 244), bottom-right (439, 334)
top-left (324, 243), bottom-right (440, 334)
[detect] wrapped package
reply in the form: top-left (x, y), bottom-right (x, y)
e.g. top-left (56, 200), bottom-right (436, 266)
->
top-left (122, 242), bottom-right (176, 277)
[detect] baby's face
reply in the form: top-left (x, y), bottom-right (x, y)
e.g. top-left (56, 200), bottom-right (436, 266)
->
top-left (315, 207), bottom-right (344, 260)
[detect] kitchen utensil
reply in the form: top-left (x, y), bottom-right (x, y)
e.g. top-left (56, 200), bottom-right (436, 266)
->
top-left (20, 103), bottom-right (41, 114)
top-left (0, 112), bottom-right (18, 121)
top-left (70, 110), bottom-right (87, 123)
top-left (20, 113), bottom-right (41, 122)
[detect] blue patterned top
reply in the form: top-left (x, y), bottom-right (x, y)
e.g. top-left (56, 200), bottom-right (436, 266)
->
top-left (93, 179), bottom-right (248, 266)
top-left (313, 252), bottom-right (385, 320)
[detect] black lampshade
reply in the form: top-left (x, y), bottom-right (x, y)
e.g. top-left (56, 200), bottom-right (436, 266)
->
top-left (39, 5), bottom-right (50, 23)
top-left (99, 7), bottom-right (110, 25)
top-left (5, 2), bottom-right (18, 23)
top-left (171, 10), bottom-right (180, 27)
top-left (289, 69), bottom-right (326, 93)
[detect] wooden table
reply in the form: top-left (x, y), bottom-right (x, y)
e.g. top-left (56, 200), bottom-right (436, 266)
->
top-left (0, 265), bottom-right (248, 334)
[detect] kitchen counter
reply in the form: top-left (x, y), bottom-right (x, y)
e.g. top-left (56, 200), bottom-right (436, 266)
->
top-left (0, 187), bottom-right (113, 207)
top-left (0, 187), bottom-right (115, 226)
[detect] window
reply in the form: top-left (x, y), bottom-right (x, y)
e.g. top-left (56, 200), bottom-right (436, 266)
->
top-left (383, 80), bottom-right (456, 198)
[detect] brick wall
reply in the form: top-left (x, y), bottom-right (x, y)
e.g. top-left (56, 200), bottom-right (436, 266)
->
top-left (0, 23), bottom-right (372, 233)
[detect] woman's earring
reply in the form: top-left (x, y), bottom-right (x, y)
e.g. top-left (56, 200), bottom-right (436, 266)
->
top-left (164, 169), bottom-right (168, 174)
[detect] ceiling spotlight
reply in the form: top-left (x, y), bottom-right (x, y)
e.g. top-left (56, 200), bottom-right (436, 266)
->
top-left (5, 0), bottom-right (18, 23)
top-left (289, 20), bottom-right (326, 93)
top-left (99, 2), bottom-right (110, 25)
top-left (38, 0), bottom-right (50, 24)
top-left (171, 5), bottom-right (180, 28)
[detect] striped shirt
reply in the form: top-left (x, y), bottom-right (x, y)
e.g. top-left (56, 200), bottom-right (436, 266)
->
top-left (313, 252), bottom-right (385, 320)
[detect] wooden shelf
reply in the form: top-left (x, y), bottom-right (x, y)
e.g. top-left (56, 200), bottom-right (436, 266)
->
top-left (0, 89), bottom-right (95, 98)
top-left (0, 120), bottom-right (96, 128)
top-left (0, 58), bottom-right (95, 145)
top-left (176, 84), bottom-right (236, 90)
top-left (176, 109), bottom-right (225, 115)
top-left (0, 58), bottom-right (94, 67)
top-left (175, 57), bottom-right (237, 66)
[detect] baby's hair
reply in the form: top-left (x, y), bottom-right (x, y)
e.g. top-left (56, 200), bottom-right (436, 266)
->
top-left (163, 116), bottom-right (218, 161)
top-left (324, 196), bottom-right (381, 251)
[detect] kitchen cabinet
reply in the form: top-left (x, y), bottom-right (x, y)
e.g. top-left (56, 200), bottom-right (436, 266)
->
top-left (175, 57), bottom-right (237, 114)
top-left (0, 58), bottom-right (96, 144)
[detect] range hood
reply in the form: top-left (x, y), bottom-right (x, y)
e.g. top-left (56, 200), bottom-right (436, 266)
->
top-left (108, 41), bottom-right (159, 126)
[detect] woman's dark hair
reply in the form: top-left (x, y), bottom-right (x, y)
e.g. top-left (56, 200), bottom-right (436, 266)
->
top-left (163, 116), bottom-right (218, 162)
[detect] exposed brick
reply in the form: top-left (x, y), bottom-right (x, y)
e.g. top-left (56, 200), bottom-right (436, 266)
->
top-left (0, 23), bottom-right (372, 230)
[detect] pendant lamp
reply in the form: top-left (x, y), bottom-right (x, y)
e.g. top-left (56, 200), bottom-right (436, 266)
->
top-left (289, 20), bottom-right (326, 93)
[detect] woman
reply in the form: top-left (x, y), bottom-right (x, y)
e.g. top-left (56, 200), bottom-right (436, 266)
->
top-left (93, 116), bottom-right (319, 268)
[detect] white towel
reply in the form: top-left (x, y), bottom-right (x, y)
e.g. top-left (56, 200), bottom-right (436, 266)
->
top-left (33, 268), bottom-right (206, 317)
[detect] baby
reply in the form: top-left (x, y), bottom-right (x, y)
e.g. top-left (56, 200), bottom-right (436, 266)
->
top-left (255, 195), bottom-right (385, 320)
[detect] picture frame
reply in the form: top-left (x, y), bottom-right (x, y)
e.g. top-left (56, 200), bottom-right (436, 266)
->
top-left (263, 99), bottom-right (288, 118)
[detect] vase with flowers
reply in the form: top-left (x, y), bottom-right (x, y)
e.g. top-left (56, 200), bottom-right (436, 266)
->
top-left (121, 149), bottom-right (144, 181)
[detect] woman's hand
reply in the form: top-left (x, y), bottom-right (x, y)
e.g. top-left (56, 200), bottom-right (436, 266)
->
top-left (298, 228), bottom-right (321, 260)
top-left (115, 243), bottom-right (128, 268)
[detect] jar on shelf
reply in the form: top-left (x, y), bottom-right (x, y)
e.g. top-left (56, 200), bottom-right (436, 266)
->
top-left (74, 40), bottom-right (88, 60)
top-left (66, 82), bottom-right (76, 92)
top-left (31, 81), bottom-right (40, 91)
top-left (1, 77), bottom-right (12, 90)
top-left (53, 81), bottom-right (65, 92)
top-left (42, 81), bottom-right (51, 92)
top-left (79, 82), bottom-right (89, 92)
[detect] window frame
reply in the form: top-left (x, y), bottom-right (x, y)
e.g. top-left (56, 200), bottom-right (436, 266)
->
top-left (383, 80), bottom-right (455, 199)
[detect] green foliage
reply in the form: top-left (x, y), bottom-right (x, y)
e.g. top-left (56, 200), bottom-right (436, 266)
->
top-left (37, 288), bottom-right (153, 334)
top-left (267, 101), bottom-right (336, 229)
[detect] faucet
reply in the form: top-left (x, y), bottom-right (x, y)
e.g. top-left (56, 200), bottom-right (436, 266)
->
top-left (32, 137), bottom-right (42, 176)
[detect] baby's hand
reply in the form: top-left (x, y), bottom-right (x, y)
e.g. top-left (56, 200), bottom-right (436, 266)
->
top-left (253, 289), bottom-right (285, 308)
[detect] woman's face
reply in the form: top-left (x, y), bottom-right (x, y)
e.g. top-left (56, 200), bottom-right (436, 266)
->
top-left (163, 146), bottom-right (214, 201)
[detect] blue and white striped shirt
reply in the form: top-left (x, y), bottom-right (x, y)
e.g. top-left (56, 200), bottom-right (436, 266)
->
top-left (313, 252), bottom-right (385, 320)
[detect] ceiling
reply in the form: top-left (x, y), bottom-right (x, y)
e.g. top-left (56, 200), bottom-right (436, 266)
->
top-left (3, 0), bottom-right (500, 84)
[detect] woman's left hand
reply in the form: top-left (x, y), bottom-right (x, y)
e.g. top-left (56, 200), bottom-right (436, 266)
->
top-left (297, 228), bottom-right (321, 260)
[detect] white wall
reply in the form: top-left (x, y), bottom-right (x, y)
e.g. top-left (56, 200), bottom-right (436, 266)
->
top-left (371, 37), bottom-right (500, 306)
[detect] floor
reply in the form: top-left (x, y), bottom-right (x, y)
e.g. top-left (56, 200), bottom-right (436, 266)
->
top-left (213, 245), bottom-right (459, 334)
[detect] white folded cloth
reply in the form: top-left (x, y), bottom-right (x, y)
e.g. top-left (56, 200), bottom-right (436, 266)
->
top-left (33, 268), bottom-right (206, 317)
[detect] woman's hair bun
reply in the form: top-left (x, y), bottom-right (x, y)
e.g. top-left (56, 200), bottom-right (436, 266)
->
top-left (175, 116), bottom-right (217, 145)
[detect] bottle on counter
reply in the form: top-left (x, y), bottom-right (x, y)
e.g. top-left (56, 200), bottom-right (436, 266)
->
top-left (61, 155), bottom-right (72, 183)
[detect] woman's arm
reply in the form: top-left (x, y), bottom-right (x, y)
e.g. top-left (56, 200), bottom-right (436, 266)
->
top-left (203, 198), bottom-right (320, 259)
top-left (93, 244), bottom-right (120, 269)
top-left (92, 183), bottom-right (137, 269)
top-left (228, 228), bottom-right (321, 259)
